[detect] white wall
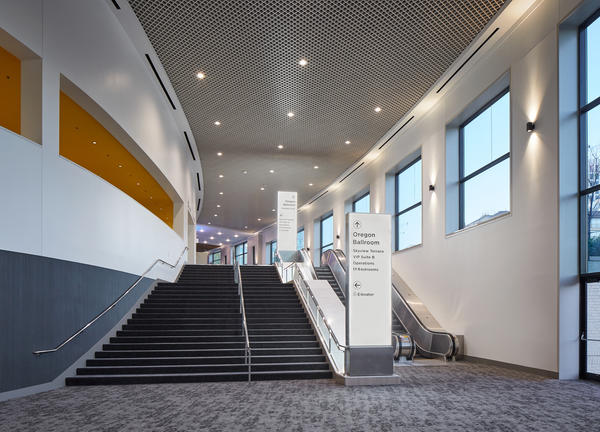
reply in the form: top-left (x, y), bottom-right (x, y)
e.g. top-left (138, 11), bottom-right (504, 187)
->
top-left (0, 0), bottom-right (201, 279)
top-left (288, 0), bottom-right (569, 373)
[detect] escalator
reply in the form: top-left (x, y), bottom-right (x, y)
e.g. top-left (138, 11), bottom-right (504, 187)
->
top-left (316, 248), bottom-right (461, 359)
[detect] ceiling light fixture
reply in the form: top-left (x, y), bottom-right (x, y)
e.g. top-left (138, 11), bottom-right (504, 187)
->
top-left (118, 164), bottom-right (123, 168)
top-left (313, 165), bottom-right (319, 169)
top-left (299, 59), bottom-right (308, 66)
top-left (272, 209), bottom-right (276, 212)
top-left (234, 234), bottom-right (239, 238)
top-left (216, 204), bottom-right (221, 208)
top-left (277, 145), bottom-right (284, 149)
top-left (217, 231), bottom-right (222, 235)
top-left (210, 236), bottom-right (214, 240)
top-left (287, 112), bottom-right (294, 118)
top-left (196, 71), bottom-right (206, 80)
top-left (242, 170), bottom-right (248, 174)
top-left (244, 226), bottom-right (248, 229)
top-left (309, 183), bottom-right (313, 186)
top-left (200, 229), bottom-right (204, 232)
top-left (257, 218), bottom-right (262, 221)
top-left (214, 121), bottom-right (221, 126)
top-left (208, 222), bottom-right (211, 225)
top-left (269, 169), bottom-right (275, 174)
top-left (218, 174), bottom-right (224, 178)
top-left (92, 141), bottom-right (97, 144)
top-left (260, 186), bottom-right (265, 191)
top-left (217, 152), bottom-right (223, 156)
top-left (374, 107), bottom-right (382, 112)
top-left (203, 241), bottom-right (207, 244)
top-left (219, 192), bottom-right (223, 195)
top-left (214, 214), bottom-right (218, 217)
top-left (226, 238), bottom-right (230, 242)
top-left (345, 140), bottom-right (351, 144)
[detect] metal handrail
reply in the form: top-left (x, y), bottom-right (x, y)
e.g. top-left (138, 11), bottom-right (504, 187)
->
top-left (33, 246), bottom-right (189, 355)
top-left (235, 260), bottom-right (252, 382)
top-left (275, 252), bottom-right (347, 374)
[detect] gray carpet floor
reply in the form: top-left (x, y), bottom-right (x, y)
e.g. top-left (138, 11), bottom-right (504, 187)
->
top-left (1, 362), bottom-right (599, 432)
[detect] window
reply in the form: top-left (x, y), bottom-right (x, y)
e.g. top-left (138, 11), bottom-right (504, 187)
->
top-left (579, 9), bottom-right (600, 380)
top-left (266, 240), bottom-right (277, 264)
top-left (234, 241), bottom-right (248, 264)
top-left (459, 89), bottom-right (510, 228)
top-left (208, 250), bottom-right (222, 265)
top-left (395, 157), bottom-right (422, 251)
top-left (320, 213), bottom-right (334, 261)
top-left (297, 228), bottom-right (304, 250)
top-left (352, 192), bottom-right (370, 213)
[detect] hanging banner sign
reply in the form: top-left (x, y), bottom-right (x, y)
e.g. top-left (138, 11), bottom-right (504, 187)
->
top-left (277, 191), bottom-right (297, 251)
top-left (346, 212), bottom-right (392, 346)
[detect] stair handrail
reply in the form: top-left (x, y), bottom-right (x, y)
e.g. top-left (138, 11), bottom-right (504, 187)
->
top-left (234, 260), bottom-right (252, 381)
top-left (33, 246), bottom-right (188, 355)
top-left (275, 251), bottom-right (347, 375)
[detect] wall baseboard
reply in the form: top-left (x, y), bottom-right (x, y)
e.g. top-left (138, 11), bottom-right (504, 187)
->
top-left (464, 355), bottom-right (559, 379)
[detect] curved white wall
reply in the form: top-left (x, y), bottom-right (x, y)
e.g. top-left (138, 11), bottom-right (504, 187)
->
top-left (0, 0), bottom-right (201, 279)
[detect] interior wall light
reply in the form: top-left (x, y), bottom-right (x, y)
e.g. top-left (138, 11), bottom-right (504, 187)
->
top-left (526, 122), bottom-right (535, 133)
top-left (429, 184), bottom-right (435, 192)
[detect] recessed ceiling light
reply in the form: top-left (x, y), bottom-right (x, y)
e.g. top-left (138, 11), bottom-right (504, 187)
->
top-left (277, 145), bottom-right (284, 149)
top-left (150, 196), bottom-right (153, 199)
top-left (208, 222), bottom-right (212, 225)
top-left (203, 240), bottom-right (207, 244)
top-left (214, 214), bottom-right (218, 217)
top-left (91, 141), bottom-right (97, 144)
top-left (242, 170), bottom-right (248, 174)
top-left (210, 236), bottom-right (214, 240)
top-left (244, 226), bottom-right (248, 229)
top-left (218, 174), bottom-right (224, 178)
top-left (216, 204), bottom-right (221, 208)
top-left (136, 182), bottom-right (140, 186)
top-left (260, 186), bottom-right (265, 191)
top-left (257, 218), bottom-right (262, 221)
top-left (309, 183), bottom-right (313, 186)
top-left (219, 242), bottom-right (223, 246)
top-left (345, 140), bottom-right (351, 145)
top-left (272, 209), bottom-right (276, 212)
top-left (217, 152), bottom-right (223, 156)
top-left (217, 231), bottom-right (222, 235)
top-left (196, 71), bottom-right (206, 80)
top-left (299, 59), bottom-right (308, 66)
top-left (269, 169), bottom-right (275, 174)
top-left (200, 229), bottom-right (204, 232)
top-left (118, 164), bottom-right (123, 168)
top-left (313, 165), bottom-right (319, 169)
top-left (234, 234), bottom-right (239, 238)
top-left (287, 112), bottom-right (294, 118)
top-left (226, 238), bottom-right (230, 242)
top-left (374, 107), bottom-right (382, 112)
top-left (219, 192), bottom-right (223, 195)
top-left (214, 121), bottom-right (221, 126)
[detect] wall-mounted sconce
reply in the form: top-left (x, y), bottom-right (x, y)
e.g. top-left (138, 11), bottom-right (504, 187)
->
top-left (429, 184), bottom-right (435, 192)
top-left (526, 122), bottom-right (535, 133)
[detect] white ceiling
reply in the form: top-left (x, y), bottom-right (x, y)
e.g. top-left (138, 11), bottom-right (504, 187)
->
top-left (196, 223), bottom-right (254, 250)
top-left (129, 0), bottom-right (506, 232)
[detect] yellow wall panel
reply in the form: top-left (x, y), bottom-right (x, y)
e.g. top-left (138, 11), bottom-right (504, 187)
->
top-left (0, 46), bottom-right (21, 134)
top-left (59, 92), bottom-right (174, 227)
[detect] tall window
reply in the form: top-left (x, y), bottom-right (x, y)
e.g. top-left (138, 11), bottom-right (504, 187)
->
top-left (459, 89), bottom-right (510, 228)
top-left (395, 157), bottom-right (422, 251)
top-left (297, 228), bottom-right (304, 250)
top-left (320, 213), bottom-right (334, 261)
top-left (579, 9), bottom-right (600, 380)
top-left (208, 250), bottom-right (222, 264)
top-left (266, 240), bottom-right (277, 264)
top-left (352, 192), bottom-right (370, 213)
top-left (234, 241), bottom-right (248, 264)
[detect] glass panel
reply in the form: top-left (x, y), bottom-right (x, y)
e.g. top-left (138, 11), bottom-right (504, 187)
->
top-left (584, 106), bottom-right (600, 189)
top-left (321, 215), bottom-right (333, 249)
top-left (397, 205), bottom-right (421, 250)
top-left (463, 92), bottom-right (510, 177)
top-left (397, 159), bottom-right (422, 211)
top-left (297, 229), bottom-right (304, 250)
top-left (584, 17), bottom-right (600, 105)
top-left (586, 281), bottom-right (600, 375)
top-left (462, 158), bottom-right (510, 227)
top-left (584, 191), bottom-right (600, 273)
top-left (353, 194), bottom-right (370, 213)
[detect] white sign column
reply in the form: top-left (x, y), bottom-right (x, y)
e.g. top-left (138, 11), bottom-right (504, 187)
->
top-left (277, 191), bottom-right (297, 253)
top-left (345, 212), bottom-right (393, 376)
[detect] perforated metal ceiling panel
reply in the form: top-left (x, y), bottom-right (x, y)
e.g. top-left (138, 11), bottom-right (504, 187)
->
top-left (129, 0), bottom-right (505, 231)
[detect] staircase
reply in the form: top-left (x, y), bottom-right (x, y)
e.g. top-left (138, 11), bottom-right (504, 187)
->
top-left (314, 266), bottom-right (345, 304)
top-left (66, 264), bottom-right (330, 385)
top-left (241, 265), bottom-right (332, 380)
